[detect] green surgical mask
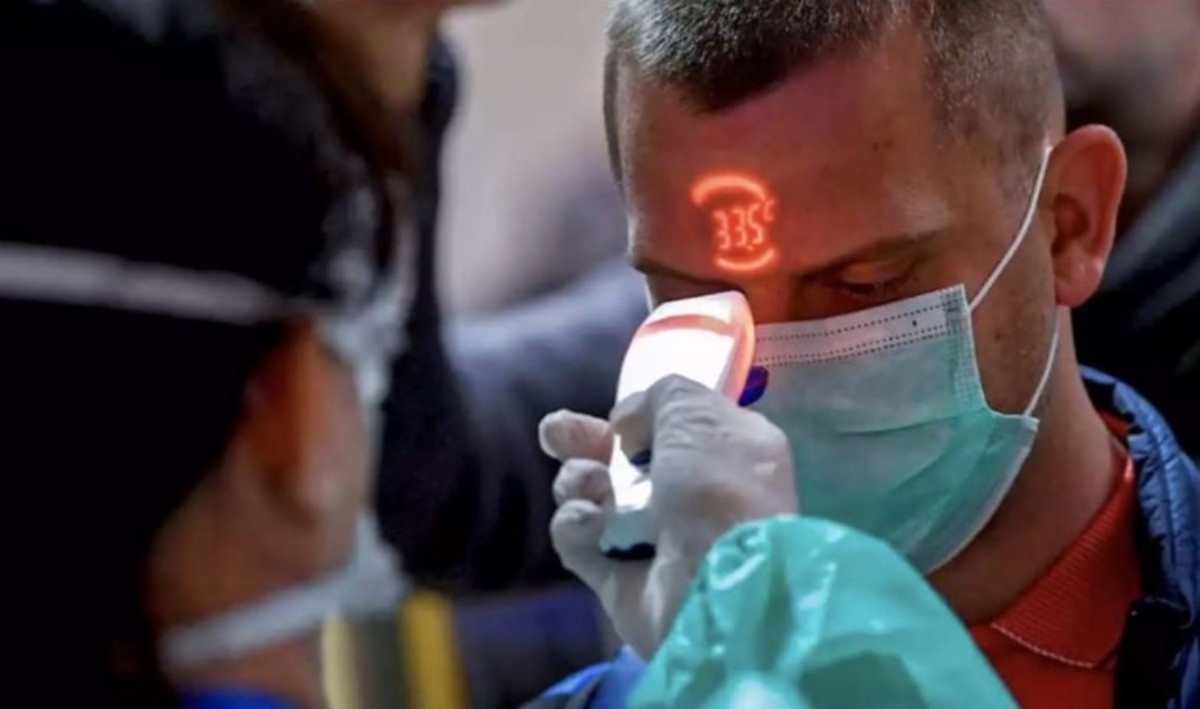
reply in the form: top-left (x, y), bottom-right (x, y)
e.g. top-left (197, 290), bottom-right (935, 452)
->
top-left (748, 146), bottom-right (1057, 573)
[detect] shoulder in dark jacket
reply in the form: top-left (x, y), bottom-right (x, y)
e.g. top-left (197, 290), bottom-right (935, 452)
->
top-left (1088, 370), bottom-right (1199, 709)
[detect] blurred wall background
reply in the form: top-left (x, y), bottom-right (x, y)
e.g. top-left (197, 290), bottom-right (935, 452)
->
top-left (440, 0), bottom-right (626, 315)
top-left (351, 5), bottom-right (626, 706)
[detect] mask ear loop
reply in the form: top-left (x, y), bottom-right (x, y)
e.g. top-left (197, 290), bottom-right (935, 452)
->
top-left (1023, 317), bottom-right (1060, 418)
top-left (969, 145), bottom-right (1054, 313)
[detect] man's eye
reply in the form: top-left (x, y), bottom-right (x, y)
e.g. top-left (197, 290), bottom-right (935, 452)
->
top-left (835, 272), bottom-right (914, 302)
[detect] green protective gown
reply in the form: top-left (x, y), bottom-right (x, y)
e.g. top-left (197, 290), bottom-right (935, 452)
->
top-left (630, 516), bottom-right (1017, 708)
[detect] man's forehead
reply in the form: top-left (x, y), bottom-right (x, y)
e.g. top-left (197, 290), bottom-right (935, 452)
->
top-left (611, 37), bottom-right (995, 283)
top-left (615, 29), bottom-right (953, 198)
top-left (617, 26), bottom-right (931, 140)
top-left (627, 71), bottom-right (958, 216)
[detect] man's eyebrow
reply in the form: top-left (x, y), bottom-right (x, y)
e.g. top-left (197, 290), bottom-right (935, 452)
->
top-left (631, 229), bottom-right (943, 283)
top-left (629, 254), bottom-right (683, 279)
top-left (797, 229), bottom-right (945, 281)
top-left (629, 252), bottom-right (738, 288)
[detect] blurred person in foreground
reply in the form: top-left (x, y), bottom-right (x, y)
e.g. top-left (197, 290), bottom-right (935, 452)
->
top-left (1044, 0), bottom-right (1200, 457)
top-left (4, 0), bottom-right (417, 705)
top-left (539, 1), bottom-right (1199, 707)
top-left (313, 0), bottom-right (644, 592)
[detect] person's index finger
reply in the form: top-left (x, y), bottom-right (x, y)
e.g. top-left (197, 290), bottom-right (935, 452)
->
top-left (539, 409), bottom-right (615, 463)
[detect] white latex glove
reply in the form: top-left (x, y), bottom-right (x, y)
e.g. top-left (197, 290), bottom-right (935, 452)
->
top-left (539, 375), bottom-right (797, 659)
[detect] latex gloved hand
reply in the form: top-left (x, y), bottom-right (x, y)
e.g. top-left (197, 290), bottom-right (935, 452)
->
top-left (539, 375), bottom-right (796, 658)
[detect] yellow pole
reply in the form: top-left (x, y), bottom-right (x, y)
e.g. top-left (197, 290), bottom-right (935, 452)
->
top-left (397, 592), bottom-right (468, 709)
top-left (322, 618), bottom-right (364, 709)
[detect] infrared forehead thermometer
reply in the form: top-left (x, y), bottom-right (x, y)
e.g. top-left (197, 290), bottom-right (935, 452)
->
top-left (600, 291), bottom-right (756, 559)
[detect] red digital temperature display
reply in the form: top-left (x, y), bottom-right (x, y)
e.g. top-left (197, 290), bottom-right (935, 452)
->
top-left (691, 173), bottom-right (780, 274)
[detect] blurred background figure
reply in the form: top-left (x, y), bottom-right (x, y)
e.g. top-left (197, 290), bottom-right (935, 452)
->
top-left (1043, 0), bottom-right (1200, 455)
top-left (3, 0), bottom-right (414, 705)
top-left (313, 0), bottom-right (641, 599)
top-left (272, 0), bottom-right (636, 705)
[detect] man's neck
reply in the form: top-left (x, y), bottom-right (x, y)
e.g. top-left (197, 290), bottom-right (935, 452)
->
top-left (929, 339), bottom-right (1124, 624)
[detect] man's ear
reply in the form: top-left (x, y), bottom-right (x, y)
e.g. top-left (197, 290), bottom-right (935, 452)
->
top-left (236, 322), bottom-right (367, 521)
top-left (1046, 125), bottom-right (1127, 308)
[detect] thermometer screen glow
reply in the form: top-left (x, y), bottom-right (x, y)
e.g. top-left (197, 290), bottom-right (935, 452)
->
top-left (691, 172), bottom-right (780, 274)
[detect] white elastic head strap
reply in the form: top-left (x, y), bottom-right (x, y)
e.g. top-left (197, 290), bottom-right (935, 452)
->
top-left (0, 243), bottom-right (308, 324)
top-left (969, 145), bottom-right (1054, 312)
top-left (0, 241), bottom-right (410, 380)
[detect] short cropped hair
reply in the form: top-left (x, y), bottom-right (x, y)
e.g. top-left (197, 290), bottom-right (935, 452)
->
top-left (605, 0), bottom-right (1063, 190)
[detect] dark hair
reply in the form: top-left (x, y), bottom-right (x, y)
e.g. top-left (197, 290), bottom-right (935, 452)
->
top-left (0, 0), bottom-right (410, 704)
top-left (605, 0), bottom-right (1062, 190)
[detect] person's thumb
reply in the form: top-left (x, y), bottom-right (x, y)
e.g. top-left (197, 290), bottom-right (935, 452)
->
top-left (610, 375), bottom-right (713, 461)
